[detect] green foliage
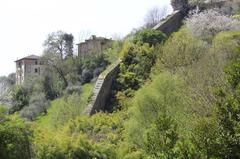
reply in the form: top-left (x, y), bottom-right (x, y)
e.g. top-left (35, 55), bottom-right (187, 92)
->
top-left (43, 30), bottom-right (74, 60)
top-left (125, 72), bottom-right (186, 149)
top-left (11, 85), bottom-right (29, 113)
top-left (0, 115), bottom-right (32, 159)
top-left (11, 77), bottom-right (50, 120)
top-left (133, 29), bottom-right (166, 46)
top-left (116, 43), bottom-right (156, 98)
top-left (192, 118), bottom-right (221, 158)
top-left (33, 111), bottom-right (126, 159)
top-left (43, 73), bottom-right (59, 100)
top-left (3, 21), bottom-right (239, 158)
top-left (225, 54), bottom-right (240, 89)
top-left (36, 83), bottom-right (93, 128)
top-left (20, 92), bottom-right (49, 120)
top-left (104, 40), bottom-right (124, 62)
top-left (158, 28), bottom-right (207, 72)
top-left (215, 46), bottom-right (240, 158)
top-left (144, 114), bottom-right (178, 158)
top-left (216, 92), bottom-right (240, 158)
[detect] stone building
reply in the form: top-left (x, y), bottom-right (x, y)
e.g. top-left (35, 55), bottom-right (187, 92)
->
top-left (77, 35), bottom-right (112, 57)
top-left (15, 55), bottom-right (45, 85)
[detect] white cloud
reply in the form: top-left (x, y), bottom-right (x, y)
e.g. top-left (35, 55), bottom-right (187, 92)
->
top-left (0, 0), bottom-right (171, 76)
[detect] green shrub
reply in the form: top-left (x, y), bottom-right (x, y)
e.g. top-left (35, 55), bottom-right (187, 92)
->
top-left (11, 85), bottom-right (29, 113)
top-left (144, 114), bottom-right (178, 158)
top-left (158, 28), bottom-right (207, 73)
top-left (116, 43), bottom-right (156, 99)
top-left (125, 72), bottom-right (186, 149)
top-left (0, 116), bottom-right (32, 159)
top-left (192, 118), bottom-right (221, 159)
top-left (133, 29), bottom-right (166, 46)
top-left (20, 93), bottom-right (49, 120)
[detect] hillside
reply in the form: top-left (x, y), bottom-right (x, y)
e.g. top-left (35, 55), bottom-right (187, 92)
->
top-left (1, 0), bottom-right (240, 159)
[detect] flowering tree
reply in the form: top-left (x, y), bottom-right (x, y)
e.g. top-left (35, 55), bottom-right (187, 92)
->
top-left (186, 9), bottom-right (240, 41)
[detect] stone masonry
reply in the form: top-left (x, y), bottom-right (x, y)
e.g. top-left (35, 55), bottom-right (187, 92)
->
top-left (84, 59), bottom-right (121, 115)
top-left (77, 35), bottom-right (112, 58)
top-left (15, 55), bottom-right (45, 85)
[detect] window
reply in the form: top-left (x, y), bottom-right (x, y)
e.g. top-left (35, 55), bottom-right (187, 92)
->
top-left (35, 61), bottom-right (38, 65)
top-left (18, 62), bottom-right (22, 67)
top-left (35, 68), bottom-right (38, 73)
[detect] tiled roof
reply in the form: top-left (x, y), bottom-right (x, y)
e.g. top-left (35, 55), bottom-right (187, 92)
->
top-left (15, 54), bottom-right (41, 62)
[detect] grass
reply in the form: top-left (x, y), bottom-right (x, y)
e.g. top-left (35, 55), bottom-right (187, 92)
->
top-left (35, 83), bottom-right (94, 129)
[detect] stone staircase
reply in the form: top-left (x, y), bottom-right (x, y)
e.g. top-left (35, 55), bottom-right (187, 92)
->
top-left (88, 79), bottom-right (104, 104)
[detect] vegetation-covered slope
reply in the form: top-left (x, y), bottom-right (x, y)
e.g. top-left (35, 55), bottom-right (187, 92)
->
top-left (1, 1), bottom-right (240, 158)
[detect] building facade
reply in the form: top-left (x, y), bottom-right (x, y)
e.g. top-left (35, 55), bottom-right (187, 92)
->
top-left (77, 35), bottom-right (112, 57)
top-left (15, 55), bottom-right (45, 85)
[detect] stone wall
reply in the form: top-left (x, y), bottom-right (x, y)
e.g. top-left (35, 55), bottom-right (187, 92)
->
top-left (84, 59), bottom-right (121, 115)
top-left (153, 10), bottom-right (186, 35)
top-left (84, 10), bottom-right (187, 116)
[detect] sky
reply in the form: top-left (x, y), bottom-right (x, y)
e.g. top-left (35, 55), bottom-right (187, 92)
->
top-left (0, 0), bottom-right (171, 76)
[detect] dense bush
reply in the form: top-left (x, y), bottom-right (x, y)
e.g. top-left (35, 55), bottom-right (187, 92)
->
top-left (10, 85), bottom-right (29, 113)
top-left (2, 13), bottom-right (239, 158)
top-left (81, 69), bottom-right (93, 84)
top-left (116, 43), bottom-right (156, 98)
top-left (144, 114), bottom-right (179, 158)
top-left (0, 73), bottom-right (15, 107)
top-left (50, 84), bottom-right (93, 126)
top-left (65, 85), bottom-right (81, 95)
top-left (20, 93), bottom-right (49, 120)
top-left (157, 28), bottom-right (207, 73)
top-left (133, 29), bottom-right (166, 46)
top-left (42, 73), bottom-right (60, 100)
top-left (215, 46), bottom-right (240, 158)
top-left (0, 115), bottom-right (32, 159)
top-left (125, 72), bottom-right (186, 150)
top-left (33, 112), bottom-right (126, 159)
top-left (10, 77), bottom-right (50, 120)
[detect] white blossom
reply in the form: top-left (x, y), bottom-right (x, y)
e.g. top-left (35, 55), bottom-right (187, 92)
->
top-left (186, 9), bottom-right (240, 40)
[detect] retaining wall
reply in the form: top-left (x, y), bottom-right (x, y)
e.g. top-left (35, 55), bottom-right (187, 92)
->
top-left (153, 10), bottom-right (186, 35)
top-left (84, 59), bottom-right (121, 115)
top-left (84, 9), bottom-right (188, 115)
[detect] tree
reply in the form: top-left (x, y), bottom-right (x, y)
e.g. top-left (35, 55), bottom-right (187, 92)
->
top-left (0, 73), bottom-right (15, 106)
top-left (215, 53), bottom-right (240, 158)
top-left (0, 115), bottom-right (32, 159)
top-left (186, 9), bottom-right (240, 41)
top-left (144, 114), bottom-right (178, 158)
top-left (63, 33), bottom-right (74, 58)
top-left (192, 118), bottom-right (221, 159)
top-left (126, 72), bottom-right (186, 149)
top-left (43, 31), bottom-right (74, 88)
top-left (116, 43), bottom-right (156, 98)
top-left (11, 85), bottom-right (29, 113)
top-left (159, 28), bottom-right (207, 73)
top-left (133, 29), bottom-right (166, 46)
top-left (144, 6), bottom-right (168, 28)
top-left (43, 31), bottom-right (74, 60)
